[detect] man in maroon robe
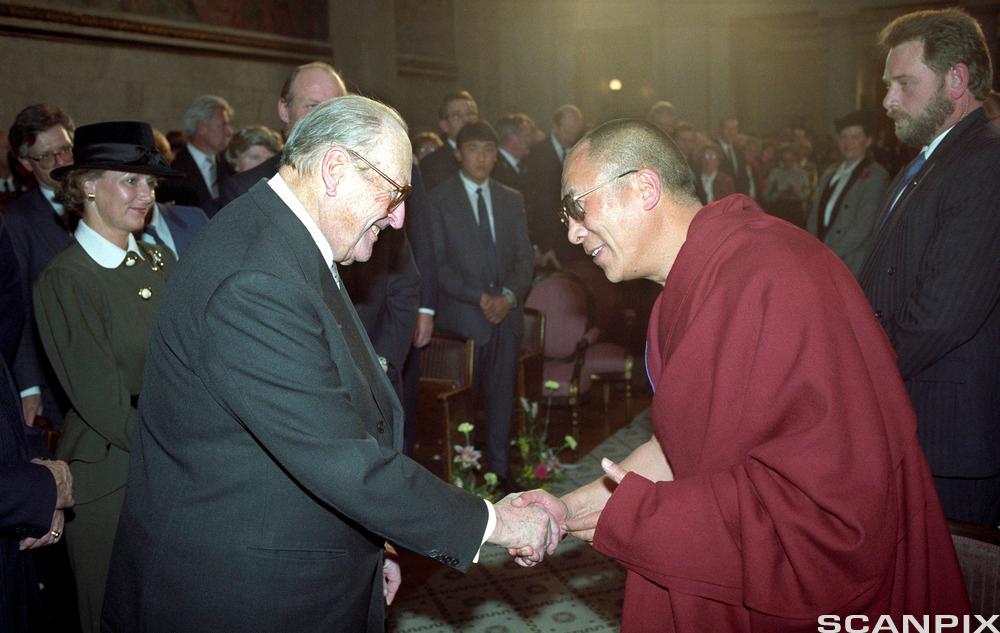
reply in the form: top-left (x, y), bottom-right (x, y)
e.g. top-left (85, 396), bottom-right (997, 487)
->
top-left (514, 119), bottom-right (969, 631)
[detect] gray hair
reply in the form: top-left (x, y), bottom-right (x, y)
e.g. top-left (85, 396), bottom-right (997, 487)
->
top-left (280, 95), bottom-right (408, 175)
top-left (182, 95), bottom-right (234, 137)
top-left (226, 125), bottom-right (284, 165)
top-left (569, 118), bottom-right (698, 205)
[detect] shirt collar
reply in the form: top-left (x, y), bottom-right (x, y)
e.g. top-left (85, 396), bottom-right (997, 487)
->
top-left (459, 171), bottom-right (490, 199)
top-left (40, 186), bottom-right (64, 216)
top-left (187, 143), bottom-right (213, 167)
top-left (550, 135), bottom-right (566, 159)
top-left (498, 148), bottom-right (519, 171)
top-left (837, 158), bottom-right (863, 177)
top-left (267, 173), bottom-right (334, 269)
top-left (922, 124), bottom-right (955, 160)
top-left (447, 138), bottom-right (457, 150)
top-left (74, 219), bottom-right (144, 269)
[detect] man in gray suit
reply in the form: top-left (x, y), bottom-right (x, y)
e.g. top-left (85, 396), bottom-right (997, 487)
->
top-left (805, 110), bottom-right (889, 276)
top-left (428, 121), bottom-right (534, 487)
top-left (103, 97), bottom-right (557, 632)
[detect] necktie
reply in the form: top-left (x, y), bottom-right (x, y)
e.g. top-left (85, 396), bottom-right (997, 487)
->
top-left (476, 188), bottom-right (499, 287)
top-left (207, 157), bottom-right (219, 198)
top-left (878, 152), bottom-right (927, 232)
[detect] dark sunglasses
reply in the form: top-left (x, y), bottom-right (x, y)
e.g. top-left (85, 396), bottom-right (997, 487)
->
top-left (347, 148), bottom-right (412, 212)
top-left (559, 169), bottom-right (638, 226)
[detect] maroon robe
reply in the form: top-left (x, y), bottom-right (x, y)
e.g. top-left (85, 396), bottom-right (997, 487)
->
top-left (592, 195), bottom-right (968, 632)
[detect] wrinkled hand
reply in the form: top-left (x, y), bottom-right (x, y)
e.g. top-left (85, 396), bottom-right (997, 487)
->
top-left (412, 313), bottom-right (434, 348)
top-left (479, 294), bottom-right (511, 324)
top-left (33, 459), bottom-right (74, 509)
top-left (21, 394), bottom-right (42, 428)
top-left (488, 493), bottom-right (561, 565)
top-left (509, 489), bottom-right (568, 566)
top-left (20, 509), bottom-right (64, 551)
top-left (383, 544), bottom-right (402, 605)
top-left (564, 458), bottom-right (629, 543)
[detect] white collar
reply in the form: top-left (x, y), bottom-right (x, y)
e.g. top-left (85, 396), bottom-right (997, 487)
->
top-left (459, 171), bottom-right (490, 198)
top-left (922, 124), bottom-right (955, 160)
top-left (550, 135), bottom-right (566, 159)
top-left (74, 219), bottom-right (144, 269)
top-left (187, 143), bottom-right (213, 167)
top-left (498, 148), bottom-right (519, 172)
top-left (836, 158), bottom-right (863, 177)
top-left (267, 173), bottom-right (335, 270)
top-left (447, 138), bottom-right (457, 150)
top-left (40, 186), bottom-right (64, 215)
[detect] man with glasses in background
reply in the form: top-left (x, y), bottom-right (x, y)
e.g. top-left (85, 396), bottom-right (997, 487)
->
top-left (4, 104), bottom-right (76, 436)
top-left (515, 118), bottom-right (968, 630)
top-left (420, 89), bottom-right (479, 190)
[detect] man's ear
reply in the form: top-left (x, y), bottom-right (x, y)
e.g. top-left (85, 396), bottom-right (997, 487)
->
top-left (946, 63), bottom-right (970, 98)
top-left (278, 98), bottom-right (291, 128)
top-left (320, 146), bottom-right (350, 196)
top-left (637, 169), bottom-right (661, 211)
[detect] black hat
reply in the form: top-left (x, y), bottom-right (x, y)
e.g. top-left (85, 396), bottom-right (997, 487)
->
top-left (51, 121), bottom-right (184, 181)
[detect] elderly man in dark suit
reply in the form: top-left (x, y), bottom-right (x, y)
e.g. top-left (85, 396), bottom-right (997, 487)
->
top-left (102, 96), bottom-right (558, 633)
top-left (860, 7), bottom-right (1000, 526)
top-left (805, 110), bottom-right (889, 276)
top-left (165, 95), bottom-right (234, 215)
top-left (491, 113), bottom-right (535, 192)
top-left (521, 104), bottom-right (584, 269)
top-left (3, 104), bottom-right (76, 434)
top-left (428, 121), bottom-right (534, 487)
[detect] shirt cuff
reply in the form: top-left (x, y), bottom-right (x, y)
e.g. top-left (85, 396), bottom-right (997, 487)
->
top-left (418, 307), bottom-right (435, 316)
top-left (19, 386), bottom-right (41, 398)
top-left (474, 498), bottom-right (497, 564)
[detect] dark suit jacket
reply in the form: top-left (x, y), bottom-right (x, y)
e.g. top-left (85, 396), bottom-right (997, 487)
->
top-left (2, 188), bottom-right (73, 428)
top-left (103, 180), bottom-right (487, 633)
top-left (406, 164), bottom-right (438, 311)
top-left (521, 136), bottom-right (578, 263)
top-left (491, 153), bottom-right (523, 192)
top-left (859, 107), bottom-right (1000, 479)
top-left (419, 142), bottom-right (459, 191)
top-left (217, 154), bottom-right (281, 209)
top-left (0, 217), bottom-right (54, 632)
top-left (165, 146), bottom-right (233, 217)
top-left (428, 175), bottom-right (533, 346)
top-left (157, 203), bottom-right (209, 257)
top-left (805, 158), bottom-right (889, 276)
top-left (715, 139), bottom-right (753, 196)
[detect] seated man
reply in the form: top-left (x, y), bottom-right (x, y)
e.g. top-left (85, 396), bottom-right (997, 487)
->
top-left (428, 121), bottom-right (533, 486)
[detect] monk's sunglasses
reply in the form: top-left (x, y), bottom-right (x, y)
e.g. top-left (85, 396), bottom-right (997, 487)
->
top-left (347, 148), bottom-right (412, 212)
top-left (559, 169), bottom-right (638, 227)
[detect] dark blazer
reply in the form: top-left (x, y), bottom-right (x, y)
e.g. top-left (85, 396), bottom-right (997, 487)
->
top-left (217, 154), bottom-right (280, 209)
top-left (715, 139), bottom-right (753, 196)
top-left (491, 152), bottom-right (523, 192)
top-left (859, 107), bottom-right (1000, 480)
top-left (165, 146), bottom-right (232, 217)
top-left (806, 158), bottom-right (889, 276)
top-left (694, 170), bottom-right (735, 205)
top-left (428, 175), bottom-right (534, 346)
top-left (157, 203), bottom-right (209, 257)
top-left (2, 187), bottom-right (73, 428)
top-left (521, 136), bottom-right (577, 262)
top-left (0, 217), bottom-right (54, 633)
top-left (419, 142), bottom-right (459, 191)
top-left (406, 164), bottom-right (438, 311)
top-left (103, 180), bottom-right (487, 633)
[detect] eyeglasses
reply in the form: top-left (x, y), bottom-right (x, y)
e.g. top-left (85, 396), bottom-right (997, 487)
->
top-left (559, 169), bottom-right (638, 226)
top-left (347, 148), bottom-right (412, 212)
top-left (25, 144), bottom-right (73, 169)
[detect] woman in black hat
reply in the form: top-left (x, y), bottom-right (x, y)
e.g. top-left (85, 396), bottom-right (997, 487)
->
top-left (32, 121), bottom-right (182, 633)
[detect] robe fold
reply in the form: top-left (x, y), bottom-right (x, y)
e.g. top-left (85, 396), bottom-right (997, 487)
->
top-left (592, 194), bottom-right (969, 632)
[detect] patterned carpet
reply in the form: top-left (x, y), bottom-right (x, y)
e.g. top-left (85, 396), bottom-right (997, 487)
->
top-left (389, 409), bottom-right (653, 633)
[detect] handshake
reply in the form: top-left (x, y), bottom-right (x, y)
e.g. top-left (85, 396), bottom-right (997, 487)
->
top-left (485, 457), bottom-right (629, 566)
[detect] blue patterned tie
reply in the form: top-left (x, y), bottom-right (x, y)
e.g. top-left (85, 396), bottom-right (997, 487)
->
top-left (878, 152), bottom-right (927, 232)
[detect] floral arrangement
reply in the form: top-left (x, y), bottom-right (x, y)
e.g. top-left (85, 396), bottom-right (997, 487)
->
top-left (452, 422), bottom-right (499, 501)
top-left (514, 381), bottom-right (577, 489)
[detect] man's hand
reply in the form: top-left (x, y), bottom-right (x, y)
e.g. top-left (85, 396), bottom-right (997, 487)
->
top-left (508, 489), bottom-right (568, 566)
top-left (33, 459), bottom-right (74, 509)
top-left (489, 493), bottom-right (563, 565)
top-left (412, 313), bottom-right (434, 348)
top-left (383, 544), bottom-right (402, 606)
top-left (564, 458), bottom-right (629, 543)
top-left (479, 293), bottom-right (512, 324)
top-left (21, 394), bottom-right (42, 427)
top-left (19, 509), bottom-right (64, 551)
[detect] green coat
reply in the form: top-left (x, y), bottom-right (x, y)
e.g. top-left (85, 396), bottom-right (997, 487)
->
top-left (34, 241), bottom-right (173, 504)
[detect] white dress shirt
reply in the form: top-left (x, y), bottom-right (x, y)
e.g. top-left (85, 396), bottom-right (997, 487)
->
top-left (498, 148), bottom-right (520, 175)
top-left (822, 158), bottom-right (862, 226)
top-left (187, 143), bottom-right (219, 198)
top-left (74, 218), bottom-right (145, 269)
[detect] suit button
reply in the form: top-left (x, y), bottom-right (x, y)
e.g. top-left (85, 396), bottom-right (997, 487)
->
top-left (886, 266), bottom-right (895, 275)
top-left (377, 423), bottom-right (385, 433)
top-left (874, 310), bottom-right (883, 320)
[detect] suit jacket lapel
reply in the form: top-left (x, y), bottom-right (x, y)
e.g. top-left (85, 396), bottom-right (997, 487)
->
top-left (825, 158), bottom-right (869, 234)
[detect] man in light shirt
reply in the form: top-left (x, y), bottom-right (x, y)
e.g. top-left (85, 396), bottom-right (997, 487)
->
top-left (859, 7), bottom-right (1000, 526)
top-left (805, 110), bottom-right (888, 276)
top-left (167, 95), bottom-right (234, 215)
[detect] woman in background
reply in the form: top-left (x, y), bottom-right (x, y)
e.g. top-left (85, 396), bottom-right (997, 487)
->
top-left (225, 124), bottom-right (283, 173)
top-left (33, 121), bottom-right (181, 633)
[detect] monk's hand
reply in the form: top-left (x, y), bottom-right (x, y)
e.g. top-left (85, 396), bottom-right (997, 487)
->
top-left (565, 458), bottom-right (630, 544)
top-left (507, 490), bottom-right (567, 566)
top-left (489, 493), bottom-right (561, 565)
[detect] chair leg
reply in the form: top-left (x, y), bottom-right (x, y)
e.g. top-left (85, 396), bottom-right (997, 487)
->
top-left (602, 381), bottom-right (611, 413)
top-left (443, 401), bottom-right (453, 483)
top-left (569, 381), bottom-right (580, 442)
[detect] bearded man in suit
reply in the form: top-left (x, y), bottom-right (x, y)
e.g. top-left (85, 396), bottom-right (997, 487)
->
top-left (102, 96), bottom-right (558, 633)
